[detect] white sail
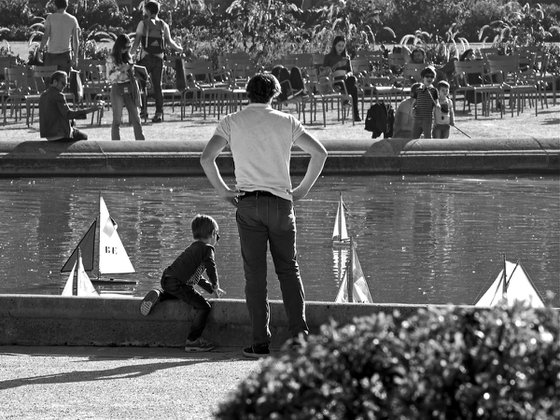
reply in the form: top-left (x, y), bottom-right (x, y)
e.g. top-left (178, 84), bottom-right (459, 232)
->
top-left (475, 260), bottom-right (544, 308)
top-left (335, 246), bottom-right (373, 303)
top-left (62, 254), bottom-right (99, 297)
top-left (98, 196), bottom-right (135, 275)
top-left (332, 194), bottom-right (349, 244)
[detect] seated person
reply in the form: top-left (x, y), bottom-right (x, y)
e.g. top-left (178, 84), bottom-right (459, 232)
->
top-left (409, 48), bottom-right (426, 64)
top-left (271, 65), bottom-right (306, 101)
top-left (323, 35), bottom-right (361, 121)
top-left (393, 83), bottom-right (421, 138)
top-left (39, 71), bottom-right (100, 141)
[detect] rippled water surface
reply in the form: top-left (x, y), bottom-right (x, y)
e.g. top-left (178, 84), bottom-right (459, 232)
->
top-left (0, 175), bottom-right (558, 306)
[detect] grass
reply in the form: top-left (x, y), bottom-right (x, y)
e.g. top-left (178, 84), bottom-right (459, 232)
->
top-left (1, 96), bottom-right (558, 143)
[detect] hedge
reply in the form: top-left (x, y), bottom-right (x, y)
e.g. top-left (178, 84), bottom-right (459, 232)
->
top-left (215, 303), bottom-right (560, 419)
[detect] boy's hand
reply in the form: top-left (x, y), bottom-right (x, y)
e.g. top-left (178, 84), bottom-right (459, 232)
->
top-left (213, 286), bottom-right (226, 298)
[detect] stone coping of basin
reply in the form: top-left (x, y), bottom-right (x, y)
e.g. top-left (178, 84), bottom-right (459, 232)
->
top-left (0, 138), bottom-right (558, 176)
top-left (0, 295), bottom-right (476, 348)
top-left (2, 295), bottom-right (557, 348)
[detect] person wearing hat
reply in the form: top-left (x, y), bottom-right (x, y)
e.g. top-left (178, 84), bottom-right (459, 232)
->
top-left (393, 82), bottom-right (421, 138)
top-left (411, 66), bottom-right (438, 139)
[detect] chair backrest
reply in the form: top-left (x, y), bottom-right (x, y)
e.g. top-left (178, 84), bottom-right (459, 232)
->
top-left (479, 47), bottom-right (499, 58)
top-left (487, 54), bottom-right (521, 83)
top-left (453, 60), bottom-right (488, 86)
top-left (350, 58), bottom-right (372, 75)
top-left (4, 66), bottom-right (33, 94)
top-left (32, 65), bottom-right (59, 92)
top-left (355, 50), bottom-right (384, 63)
top-left (184, 59), bottom-right (214, 84)
top-left (402, 63), bottom-right (425, 83)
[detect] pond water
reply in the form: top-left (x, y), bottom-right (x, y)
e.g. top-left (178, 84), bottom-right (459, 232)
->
top-left (0, 175), bottom-right (558, 306)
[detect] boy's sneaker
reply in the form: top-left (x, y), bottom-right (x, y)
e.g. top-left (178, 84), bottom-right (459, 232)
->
top-left (140, 289), bottom-right (161, 316)
top-left (243, 343), bottom-right (270, 358)
top-left (184, 337), bottom-right (215, 352)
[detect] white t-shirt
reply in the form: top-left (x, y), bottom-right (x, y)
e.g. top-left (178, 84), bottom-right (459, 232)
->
top-left (45, 12), bottom-right (79, 54)
top-left (213, 103), bottom-right (306, 201)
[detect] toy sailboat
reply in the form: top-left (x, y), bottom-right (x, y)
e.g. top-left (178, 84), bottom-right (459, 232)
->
top-left (474, 257), bottom-right (545, 307)
top-left (335, 239), bottom-right (374, 303)
top-left (61, 196), bottom-right (136, 286)
top-left (61, 248), bottom-right (99, 297)
top-left (332, 193), bottom-right (350, 247)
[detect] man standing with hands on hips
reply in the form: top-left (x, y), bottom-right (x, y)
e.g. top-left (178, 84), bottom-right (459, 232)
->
top-left (201, 73), bottom-right (328, 358)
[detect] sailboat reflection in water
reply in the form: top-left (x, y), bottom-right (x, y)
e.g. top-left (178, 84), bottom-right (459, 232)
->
top-left (332, 193), bottom-right (373, 303)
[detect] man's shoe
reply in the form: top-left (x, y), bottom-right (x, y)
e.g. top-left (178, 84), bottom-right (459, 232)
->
top-left (185, 337), bottom-right (215, 352)
top-left (152, 114), bottom-right (163, 123)
top-left (139, 289), bottom-right (161, 316)
top-left (243, 343), bottom-right (270, 358)
top-left (354, 115), bottom-right (362, 122)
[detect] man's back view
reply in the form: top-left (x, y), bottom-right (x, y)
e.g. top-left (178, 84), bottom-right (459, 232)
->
top-left (200, 73), bottom-right (328, 358)
top-left (40, 0), bottom-right (80, 73)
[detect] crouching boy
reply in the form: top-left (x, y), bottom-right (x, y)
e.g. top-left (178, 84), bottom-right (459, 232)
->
top-left (140, 214), bottom-right (225, 352)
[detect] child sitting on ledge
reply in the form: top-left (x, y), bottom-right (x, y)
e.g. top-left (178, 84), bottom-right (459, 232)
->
top-left (139, 214), bottom-right (225, 352)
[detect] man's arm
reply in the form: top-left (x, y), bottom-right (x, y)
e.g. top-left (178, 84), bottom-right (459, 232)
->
top-left (39, 17), bottom-right (51, 51)
top-left (131, 21), bottom-right (144, 58)
top-left (163, 23), bottom-right (183, 52)
top-left (200, 134), bottom-right (238, 206)
top-left (72, 22), bottom-right (80, 67)
top-left (291, 132), bottom-right (328, 201)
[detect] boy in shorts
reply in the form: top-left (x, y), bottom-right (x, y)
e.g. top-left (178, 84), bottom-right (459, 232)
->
top-left (140, 214), bottom-right (225, 352)
top-left (432, 80), bottom-right (455, 139)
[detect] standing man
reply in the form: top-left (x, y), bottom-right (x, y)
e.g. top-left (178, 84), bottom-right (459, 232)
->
top-left (39, 71), bottom-right (99, 141)
top-left (200, 73), bottom-right (328, 358)
top-left (39, 0), bottom-right (80, 73)
top-left (131, 1), bottom-right (183, 123)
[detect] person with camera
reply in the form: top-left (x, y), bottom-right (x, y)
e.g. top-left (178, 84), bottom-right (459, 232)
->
top-left (39, 71), bottom-right (101, 141)
top-left (107, 34), bottom-right (145, 140)
top-left (432, 80), bottom-right (455, 139)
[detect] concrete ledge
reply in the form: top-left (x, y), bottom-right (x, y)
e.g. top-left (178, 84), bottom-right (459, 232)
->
top-left (0, 138), bottom-right (558, 176)
top-left (1, 294), bottom-right (466, 348)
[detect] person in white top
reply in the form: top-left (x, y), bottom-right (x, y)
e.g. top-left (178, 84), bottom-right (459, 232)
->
top-left (201, 73), bottom-right (328, 358)
top-left (39, 0), bottom-right (80, 73)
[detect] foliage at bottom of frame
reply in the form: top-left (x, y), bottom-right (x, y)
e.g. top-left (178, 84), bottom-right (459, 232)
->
top-left (216, 302), bottom-right (559, 420)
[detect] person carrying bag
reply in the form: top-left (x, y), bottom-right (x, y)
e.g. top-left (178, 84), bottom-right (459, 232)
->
top-left (106, 34), bottom-right (145, 140)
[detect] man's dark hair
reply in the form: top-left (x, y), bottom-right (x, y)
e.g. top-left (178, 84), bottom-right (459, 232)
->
top-left (50, 70), bottom-right (67, 84)
top-left (420, 66), bottom-right (436, 78)
top-left (54, 0), bottom-right (68, 9)
top-left (246, 73), bottom-right (280, 103)
top-left (144, 1), bottom-right (160, 15)
top-left (191, 214), bottom-right (218, 240)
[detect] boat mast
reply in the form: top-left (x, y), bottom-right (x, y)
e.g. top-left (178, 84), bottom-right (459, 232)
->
top-left (347, 237), bottom-right (354, 302)
top-left (338, 192), bottom-right (343, 241)
top-left (502, 254), bottom-right (507, 298)
top-left (72, 248), bottom-right (81, 296)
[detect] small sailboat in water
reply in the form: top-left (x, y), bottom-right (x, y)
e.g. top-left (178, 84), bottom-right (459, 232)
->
top-left (61, 248), bottom-right (99, 297)
top-left (332, 193), bottom-right (350, 247)
top-left (474, 257), bottom-right (545, 308)
top-left (61, 196), bottom-right (136, 287)
top-left (335, 239), bottom-right (374, 303)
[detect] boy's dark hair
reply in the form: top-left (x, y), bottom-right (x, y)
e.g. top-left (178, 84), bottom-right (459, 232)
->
top-left (246, 73), bottom-right (280, 103)
top-left (437, 80), bottom-right (450, 89)
top-left (191, 214), bottom-right (218, 240)
top-left (54, 0), bottom-right (68, 9)
top-left (410, 82), bottom-right (422, 97)
top-left (50, 70), bottom-right (67, 84)
top-left (144, 1), bottom-right (160, 15)
top-left (420, 66), bottom-right (436, 78)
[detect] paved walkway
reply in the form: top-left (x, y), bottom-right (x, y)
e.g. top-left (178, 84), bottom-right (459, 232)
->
top-left (0, 345), bottom-right (260, 419)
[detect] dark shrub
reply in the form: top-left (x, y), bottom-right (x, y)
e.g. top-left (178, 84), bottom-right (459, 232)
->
top-left (216, 303), bottom-right (559, 419)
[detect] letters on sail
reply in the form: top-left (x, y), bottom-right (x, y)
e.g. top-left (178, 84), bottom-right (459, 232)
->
top-left (61, 196), bottom-right (135, 277)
